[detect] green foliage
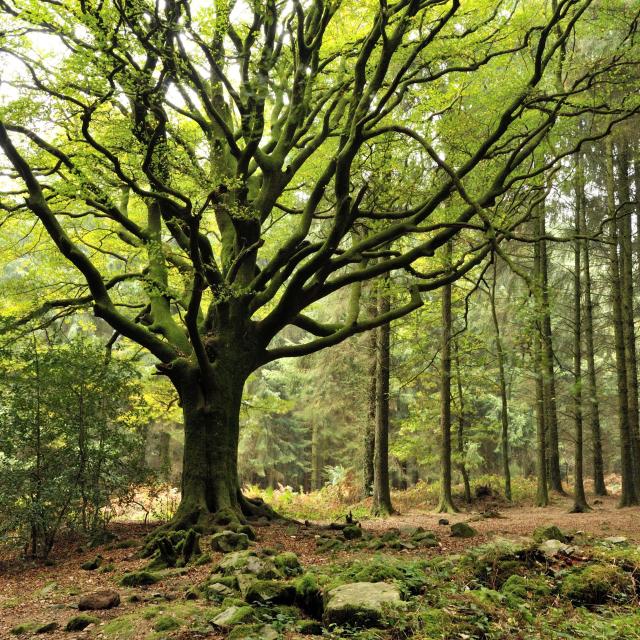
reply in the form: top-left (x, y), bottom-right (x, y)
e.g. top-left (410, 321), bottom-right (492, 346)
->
top-left (561, 565), bottom-right (633, 606)
top-left (0, 335), bottom-right (152, 558)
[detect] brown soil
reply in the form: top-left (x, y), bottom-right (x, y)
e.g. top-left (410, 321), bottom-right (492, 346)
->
top-left (0, 493), bottom-right (637, 639)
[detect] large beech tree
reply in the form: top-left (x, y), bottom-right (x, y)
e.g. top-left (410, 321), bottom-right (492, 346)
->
top-left (0, 0), bottom-right (637, 528)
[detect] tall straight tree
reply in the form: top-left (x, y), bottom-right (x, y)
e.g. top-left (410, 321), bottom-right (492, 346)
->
top-left (437, 241), bottom-right (457, 513)
top-left (539, 208), bottom-right (564, 494)
top-left (570, 153), bottom-right (589, 513)
top-left (580, 152), bottom-right (607, 496)
top-left (0, 0), bottom-right (636, 527)
top-left (372, 285), bottom-right (394, 515)
top-left (606, 137), bottom-right (639, 507)
top-left (453, 339), bottom-right (472, 503)
top-left (490, 258), bottom-right (512, 501)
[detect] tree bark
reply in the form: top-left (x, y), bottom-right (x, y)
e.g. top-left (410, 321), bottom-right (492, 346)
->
top-left (606, 137), bottom-right (639, 507)
top-left (453, 339), bottom-right (471, 503)
top-left (581, 159), bottom-right (607, 496)
top-left (363, 324), bottom-right (377, 497)
top-left (539, 210), bottom-right (564, 494)
top-left (438, 241), bottom-right (458, 513)
top-left (490, 258), bottom-right (512, 501)
top-left (570, 154), bottom-right (589, 513)
top-left (311, 421), bottom-right (323, 491)
top-left (372, 289), bottom-right (394, 515)
top-left (534, 214), bottom-right (549, 507)
top-left (616, 139), bottom-right (640, 497)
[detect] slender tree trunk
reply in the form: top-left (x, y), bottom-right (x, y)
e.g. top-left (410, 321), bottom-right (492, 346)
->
top-left (571, 154), bottom-right (589, 513)
top-left (616, 139), bottom-right (640, 496)
top-left (581, 160), bottom-right (607, 496)
top-left (453, 339), bottom-right (471, 503)
top-left (363, 325), bottom-right (377, 497)
top-left (438, 241), bottom-right (458, 513)
top-left (606, 138), bottom-right (639, 507)
top-left (372, 289), bottom-right (394, 515)
top-left (534, 215), bottom-right (549, 507)
top-left (539, 210), bottom-right (564, 494)
top-left (311, 421), bottom-right (323, 491)
top-left (490, 258), bottom-right (512, 501)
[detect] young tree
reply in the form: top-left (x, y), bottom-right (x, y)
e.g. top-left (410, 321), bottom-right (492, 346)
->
top-left (0, 0), bottom-right (636, 527)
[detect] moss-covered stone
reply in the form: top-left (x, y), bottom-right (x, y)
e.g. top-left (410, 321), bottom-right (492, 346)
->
top-left (10, 622), bottom-right (40, 635)
top-left (211, 605), bottom-right (256, 629)
top-left (561, 564), bottom-right (633, 606)
top-left (274, 551), bottom-right (302, 576)
top-left (297, 619), bottom-right (324, 635)
top-left (119, 570), bottom-right (160, 587)
top-left (211, 530), bottom-right (250, 553)
top-left (323, 582), bottom-right (403, 627)
top-left (501, 574), bottom-right (552, 600)
top-left (228, 623), bottom-right (278, 640)
top-left (244, 579), bottom-right (296, 605)
top-left (81, 555), bottom-right (103, 570)
top-left (343, 525), bottom-right (363, 540)
top-left (295, 573), bottom-right (324, 619)
top-left (216, 550), bottom-right (279, 578)
top-left (65, 614), bottom-right (99, 631)
top-left (451, 522), bottom-right (477, 538)
top-left (533, 525), bottom-right (568, 543)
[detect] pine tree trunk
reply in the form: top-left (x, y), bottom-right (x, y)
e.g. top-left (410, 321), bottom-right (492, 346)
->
top-left (490, 258), bottom-right (512, 501)
top-left (438, 241), bottom-right (457, 513)
top-left (363, 326), bottom-right (377, 497)
top-left (606, 137), bottom-right (639, 507)
top-left (581, 160), bottom-right (607, 496)
top-left (372, 290), bottom-right (394, 515)
top-left (534, 215), bottom-right (549, 507)
top-left (571, 154), bottom-right (589, 513)
top-left (539, 210), bottom-right (564, 494)
top-left (454, 339), bottom-right (471, 503)
top-left (616, 139), bottom-right (640, 497)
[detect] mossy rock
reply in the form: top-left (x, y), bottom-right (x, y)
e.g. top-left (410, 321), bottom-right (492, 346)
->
top-left (532, 525), bottom-right (568, 543)
top-left (297, 619), bottom-right (324, 635)
top-left (323, 582), bottom-right (403, 628)
top-left (501, 574), bottom-right (552, 601)
top-left (65, 615), bottom-right (99, 631)
top-left (561, 564), bottom-right (633, 606)
top-left (204, 581), bottom-right (236, 602)
top-left (216, 550), bottom-right (280, 578)
top-left (228, 623), bottom-right (279, 640)
top-left (101, 615), bottom-right (136, 639)
top-left (380, 529), bottom-right (401, 543)
top-left (237, 525), bottom-right (257, 541)
top-left (451, 522), bottom-right (477, 538)
top-left (244, 579), bottom-right (296, 605)
top-left (211, 530), bottom-right (250, 553)
top-left (274, 552), bottom-right (302, 576)
top-left (119, 570), bottom-right (161, 587)
top-left (412, 531), bottom-right (439, 547)
top-left (153, 615), bottom-right (181, 632)
top-left (343, 525), bottom-right (363, 540)
top-left (295, 573), bottom-right (324, 619)
top-left (81, 556), bottom-right (103, 571)
top-left (10, 622), bottom-right (40, 635)
top-left (316, 537), bottom-right (344, 553)
top-left (211, 605), bottom-right (256, 629)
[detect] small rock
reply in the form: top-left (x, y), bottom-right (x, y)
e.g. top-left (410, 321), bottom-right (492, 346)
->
top-left (538, 539), bottom-right (571, 558)
top-left (119, 570), bottom-right (160, 587)
top-left (603, 536), bottom-right (628, 545)
top-left (228, 624), bottom-right (278, 640)
top-left (274, 551), bottom-right (302, 576)
top-left (211, 530), bottom-right (250, 553)
top-left (533, 525), bottom-right (568, 543)
top-left (450, 522), bottom-right (477, 538)
top-left (324, 582), bottom-right (403, 627)
top-left (297, 619), bottom-right (323, 635)
top-left (65, 615), bottom-right (99, 631)
top-left (80, 556), bottom-right (103, 571)
top-left (78, 589), bottom-right (120, 611)
top-left (211, 605), bottom-right (255, 629)
top-left (35, 622), bottom-right (58, 634)
top-left (438, 518), bottom-right (449, 526)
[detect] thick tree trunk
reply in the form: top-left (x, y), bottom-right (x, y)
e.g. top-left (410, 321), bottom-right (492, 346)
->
top-left (438, 242), bottom-right (457, 513)
top-left (490, 258), bottom-right (512, 501)
top-left (571, 156), bottom-right (589, 513)
top-left (606, 138), bottom-right (639, 507)
top-left (372, 290), bottom-right (394, 515)
top-left (539, 211), bottom-right (564, 494)
top-left (581, 182), bottom-right (607, 496)
top-left (167, 360), bottom-right (272, 531)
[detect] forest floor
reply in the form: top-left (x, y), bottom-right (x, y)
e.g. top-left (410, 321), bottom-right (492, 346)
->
top-left (2, 491), bottom-right (640, 640)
